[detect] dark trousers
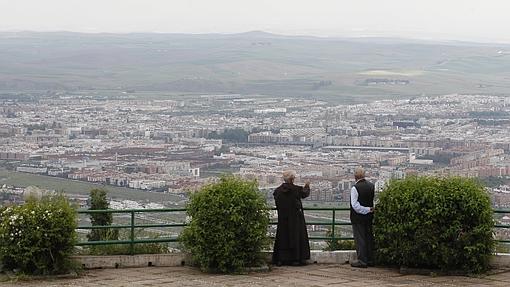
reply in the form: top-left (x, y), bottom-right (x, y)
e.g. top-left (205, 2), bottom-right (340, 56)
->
top-left (352, 223), bottom-right (374, 265)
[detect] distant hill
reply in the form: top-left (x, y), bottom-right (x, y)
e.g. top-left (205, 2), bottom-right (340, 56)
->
top-left (1, 31), bottom-right (509, 103)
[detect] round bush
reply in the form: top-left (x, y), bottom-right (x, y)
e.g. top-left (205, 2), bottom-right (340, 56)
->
top-left (374, 176), bottom-right (495, 273)
top-left (180, 176), bottom-right (270, 273)
top-left (0, 195), bottom-right (77, 275)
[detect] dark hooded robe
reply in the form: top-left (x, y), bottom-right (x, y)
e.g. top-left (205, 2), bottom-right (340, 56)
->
top-left (272, 182), bottom-right (311, 264)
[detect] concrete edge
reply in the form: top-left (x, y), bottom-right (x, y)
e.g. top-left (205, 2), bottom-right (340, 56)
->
top-left (72, 251), bottom-right (510, 269)
top-left (72, 253), bottom-right (191, 269)
top-left (72, 250), bottom-right (355, 269)
top-left (490, 253), bottom-right (510, 268)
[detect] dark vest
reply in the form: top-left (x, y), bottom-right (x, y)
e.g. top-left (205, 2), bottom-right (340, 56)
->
top-left (350, 179), bottom-right (375, 224)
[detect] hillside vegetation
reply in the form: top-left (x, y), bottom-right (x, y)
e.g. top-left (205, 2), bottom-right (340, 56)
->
top-left (1, 31), bottom-right (510, 103)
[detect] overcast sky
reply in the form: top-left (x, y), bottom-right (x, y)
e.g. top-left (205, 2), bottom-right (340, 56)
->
top-left (1, 0), bottom-right (510, 43)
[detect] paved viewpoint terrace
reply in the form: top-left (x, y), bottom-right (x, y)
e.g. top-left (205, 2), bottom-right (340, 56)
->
top-left (2, 264), bottom-right (510, 287)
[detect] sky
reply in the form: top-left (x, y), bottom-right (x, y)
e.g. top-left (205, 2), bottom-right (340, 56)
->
top-left (1, 0), bottom-right (510, 43)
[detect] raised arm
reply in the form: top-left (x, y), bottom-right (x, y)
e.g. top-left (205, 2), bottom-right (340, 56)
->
top-left (273, 188), bottom-right (280, 207)
top-left (301, 182), bottom-right (310, 199)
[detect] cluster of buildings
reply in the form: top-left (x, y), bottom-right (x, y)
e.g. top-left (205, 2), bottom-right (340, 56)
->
top-left (1, 92), bottom-right (510, 207)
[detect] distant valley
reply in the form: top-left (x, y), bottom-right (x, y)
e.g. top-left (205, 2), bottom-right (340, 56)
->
top-left (1, 31), bottom-right (510, 103)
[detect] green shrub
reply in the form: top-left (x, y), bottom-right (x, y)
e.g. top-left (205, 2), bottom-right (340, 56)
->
top-left (0, 195), bottom-right (77, 275)
top-left (86, 229), bottom-right (169, 255)
top-left (324, 228), bottom-right (356, 251)
top-left (180, 176), bottom-right (270, 273)
top-left (374, 176), bottom-right (495, 273)
top-left (86, 242), bottom-right (169, 256)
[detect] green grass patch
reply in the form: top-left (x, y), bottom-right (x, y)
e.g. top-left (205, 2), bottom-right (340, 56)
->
top-left (0, 169), bottom-right (183, 203)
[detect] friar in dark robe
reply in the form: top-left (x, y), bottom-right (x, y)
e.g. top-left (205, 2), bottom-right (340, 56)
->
top-left (272, 170), bottom-right (311, 266)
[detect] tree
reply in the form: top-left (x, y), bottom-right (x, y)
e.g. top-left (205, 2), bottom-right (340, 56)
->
top-left (87, 188), bottom-right (118, 241)
top-left (207, 128), bottom-right (249, 143)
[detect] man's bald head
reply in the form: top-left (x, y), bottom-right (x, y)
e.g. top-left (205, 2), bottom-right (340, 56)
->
top-left (354, 167), bottom-right (365, 181)
top-left (282, 170), bottom-right (296, 183)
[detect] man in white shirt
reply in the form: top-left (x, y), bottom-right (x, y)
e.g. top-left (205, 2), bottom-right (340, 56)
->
top-left (349, 167), bottom-right (375, 268)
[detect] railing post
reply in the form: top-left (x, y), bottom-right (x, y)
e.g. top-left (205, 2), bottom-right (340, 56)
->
top-left (130, 211), bottom-right (135, 255)
top-left (331, 209), bottom-right (336, 245)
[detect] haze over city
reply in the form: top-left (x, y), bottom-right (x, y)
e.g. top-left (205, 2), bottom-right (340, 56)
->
top-left (2, 0), bottom-right (510, 43)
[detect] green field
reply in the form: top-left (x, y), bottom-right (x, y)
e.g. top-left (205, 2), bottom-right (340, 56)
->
top-left (0, 169), bottom-right (184, 204)
top-left (1, 31), bottom-right (509, 104)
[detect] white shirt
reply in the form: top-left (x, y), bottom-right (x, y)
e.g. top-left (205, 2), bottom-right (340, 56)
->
top-left (350, 179), bottom-right (371, 215)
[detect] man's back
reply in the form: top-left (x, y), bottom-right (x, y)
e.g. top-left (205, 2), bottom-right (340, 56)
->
top-left (350, 179), bottom-right (375, 224)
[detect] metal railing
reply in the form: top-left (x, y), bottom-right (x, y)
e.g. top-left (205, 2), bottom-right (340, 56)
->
top-left (493, 209), bottom-right (510, 244)
top-left (77, 207), bottom-right (510, 254)
top-left (77, 208), bottom-right (186, 255)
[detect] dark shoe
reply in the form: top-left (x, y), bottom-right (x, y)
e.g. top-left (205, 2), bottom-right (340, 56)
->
top-left (367, 262), bottom-right (375, 267)
top-left (350, 261), bottom-right (368, 268)
top-left (275, 261), bottom-right (283, 267)
top-left (298, 260), bottom-right (307, 266)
